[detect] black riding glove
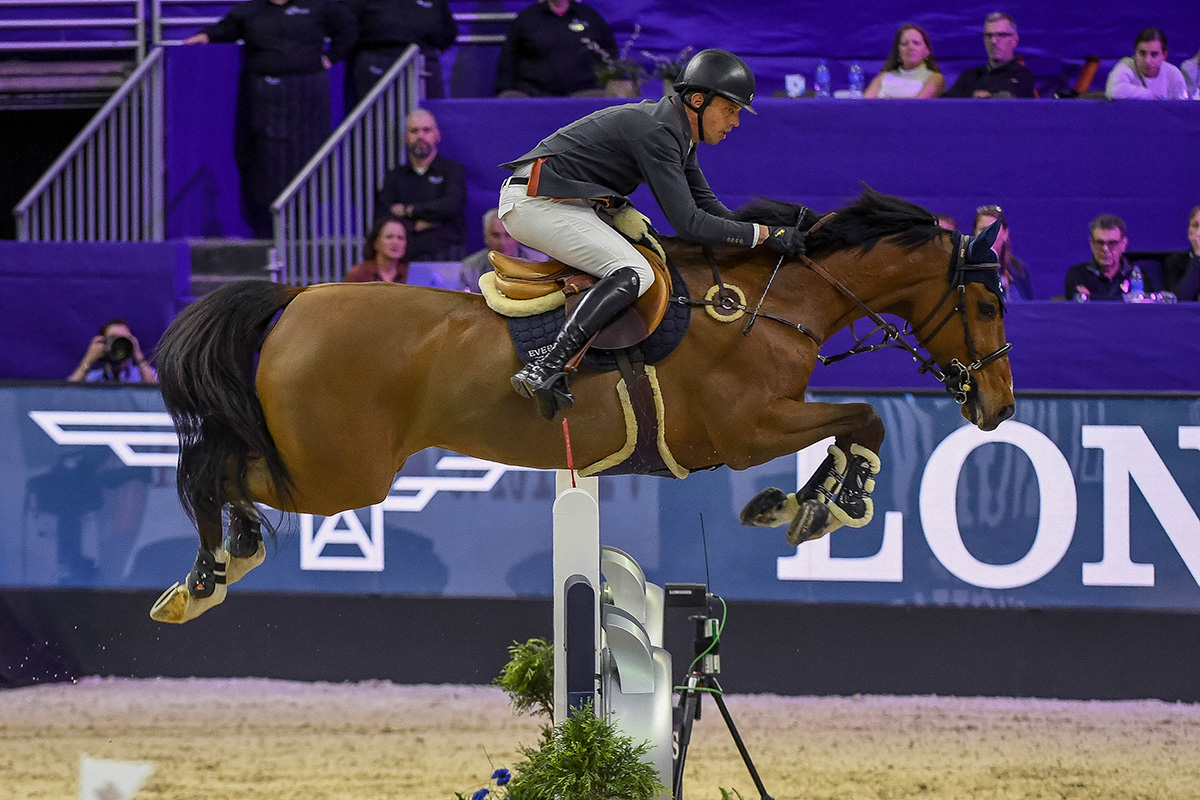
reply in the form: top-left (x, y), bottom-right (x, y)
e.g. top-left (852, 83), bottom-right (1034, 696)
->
top-left (765, 225), bottom-right (807, 257)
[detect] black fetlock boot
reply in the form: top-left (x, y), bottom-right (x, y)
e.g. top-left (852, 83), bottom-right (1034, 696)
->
top-left (511, 267), bottom-right (641, 420)
top-left (226, 509), bottom-right (262, 559)
top-left (187, 548), bottom-right (226, 599)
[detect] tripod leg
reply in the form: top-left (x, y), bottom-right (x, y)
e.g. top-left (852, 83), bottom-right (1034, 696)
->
top-left (709, 677), bottom-right (774, 800)
top-left (672, 676), bottom-right (702, 800)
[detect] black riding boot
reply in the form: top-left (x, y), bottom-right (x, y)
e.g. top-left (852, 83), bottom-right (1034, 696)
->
top-left (512, 267), bottom-right (641, 420)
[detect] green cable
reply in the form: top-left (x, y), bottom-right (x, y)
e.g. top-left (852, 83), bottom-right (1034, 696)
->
top-left (683, 595), bottom-right (728, 675)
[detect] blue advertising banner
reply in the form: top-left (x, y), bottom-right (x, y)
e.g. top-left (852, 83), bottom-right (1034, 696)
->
top-left (2, 384), bottom-right (1199, 612)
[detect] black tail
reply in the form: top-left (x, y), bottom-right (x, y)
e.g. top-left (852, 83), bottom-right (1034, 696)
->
top-left (156, 280), bottom-right (303, 531)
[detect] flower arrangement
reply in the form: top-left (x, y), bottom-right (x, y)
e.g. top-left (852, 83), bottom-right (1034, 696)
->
top-left (583, 24), bottom-right (647, 86)
top-left (642, 45), bottom-right (694, 83)
top-left (456, 768), bottom-right (511, 800)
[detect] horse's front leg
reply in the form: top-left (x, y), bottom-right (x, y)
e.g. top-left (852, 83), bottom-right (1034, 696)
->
top-left (733, 400), bottom-right (884, 545)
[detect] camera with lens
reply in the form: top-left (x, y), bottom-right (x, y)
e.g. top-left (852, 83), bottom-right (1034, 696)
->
top-left (102, 335), bottom-right (134, 363)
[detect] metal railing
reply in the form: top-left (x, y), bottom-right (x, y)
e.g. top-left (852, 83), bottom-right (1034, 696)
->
top-left (272, 45), bottom-right (421, 285)
top-left (0, 0), bottom-right (145, 55)
top-left (14, 45), bottom-right (164, 241)
top-left (149, 0), bottom-right (513, 46)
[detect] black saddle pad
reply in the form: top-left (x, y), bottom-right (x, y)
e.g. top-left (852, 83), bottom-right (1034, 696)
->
top-left (507, 259), bottom-right (692, 372)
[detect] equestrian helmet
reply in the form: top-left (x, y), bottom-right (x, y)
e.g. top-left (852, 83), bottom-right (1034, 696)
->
top-left (673, 49), bottom-right (756, 114)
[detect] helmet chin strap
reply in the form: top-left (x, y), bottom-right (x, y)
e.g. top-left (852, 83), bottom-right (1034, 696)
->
top-left (689, 90), bottom-right (717, 144)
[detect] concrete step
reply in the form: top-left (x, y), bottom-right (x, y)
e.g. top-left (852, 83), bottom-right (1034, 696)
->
top-left (0, 60), bottom-right (134, 110)
top-left (186, 239), bottom-right (276, 296)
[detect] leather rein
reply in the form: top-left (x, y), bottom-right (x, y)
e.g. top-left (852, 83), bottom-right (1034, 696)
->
top-left (677, 213), bottom-right (1013, 405)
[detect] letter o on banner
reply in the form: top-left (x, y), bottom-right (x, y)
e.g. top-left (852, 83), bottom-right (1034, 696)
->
top-left (920, 422), bottom-right (1077, 590)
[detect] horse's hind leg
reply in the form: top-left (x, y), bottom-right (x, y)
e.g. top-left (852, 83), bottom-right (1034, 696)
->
top-left (224, 502), bottom-right (265, 586)
top-left (150, 503), bottom-right (231, 624)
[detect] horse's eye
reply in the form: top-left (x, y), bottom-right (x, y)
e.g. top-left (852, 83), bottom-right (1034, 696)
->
top-left (977, 302), bottom-right (998, 319)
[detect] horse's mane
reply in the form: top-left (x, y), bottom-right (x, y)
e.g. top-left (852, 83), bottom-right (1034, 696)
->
top-left (731, 188), bottom-right (945, 258)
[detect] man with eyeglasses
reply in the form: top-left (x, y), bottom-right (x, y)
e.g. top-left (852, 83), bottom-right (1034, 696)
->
top-left (1064, 214), bottom-right (1159, 301)
top-left (943, 12), bottom-right (1035, 98)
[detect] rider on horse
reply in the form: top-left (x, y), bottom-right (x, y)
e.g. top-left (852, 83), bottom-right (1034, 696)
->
top-left (498, 48), bottom-right (808, 420)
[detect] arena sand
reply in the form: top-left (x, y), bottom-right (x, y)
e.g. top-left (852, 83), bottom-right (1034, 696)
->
top-left (2, 677), bottom-right (1199, 799)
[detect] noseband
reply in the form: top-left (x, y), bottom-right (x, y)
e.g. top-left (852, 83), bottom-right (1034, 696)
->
top-left (686, 219), bottom-right (1012, 405)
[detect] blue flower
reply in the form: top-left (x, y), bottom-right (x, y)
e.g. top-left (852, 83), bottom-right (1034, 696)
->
top-left (472, 788), bottom-right (490, 800)
top-left (492, 768), bottom-right (511, 786)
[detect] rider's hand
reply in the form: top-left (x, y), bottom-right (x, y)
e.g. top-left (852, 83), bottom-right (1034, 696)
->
top-left (765, 225), bottom-right (807, 258)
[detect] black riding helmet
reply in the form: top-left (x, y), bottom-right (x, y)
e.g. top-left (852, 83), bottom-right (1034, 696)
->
top-left (672, 49), bottom-right (756, 144)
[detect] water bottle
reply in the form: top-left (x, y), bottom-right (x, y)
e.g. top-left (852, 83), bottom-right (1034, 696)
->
top-left (814, 60), bottom-right (831, 98)
top-left (847, 61), bottom-right (864, 98)
top-left (1126, 265), bottom-right (1145, 302)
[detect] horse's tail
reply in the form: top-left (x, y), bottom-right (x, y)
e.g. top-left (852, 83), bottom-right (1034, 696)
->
top-left (156, 280), bottom-right (304, 531)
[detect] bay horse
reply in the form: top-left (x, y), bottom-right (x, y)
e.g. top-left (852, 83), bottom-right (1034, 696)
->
top-left (150, 189), bottom-right (1014, 623)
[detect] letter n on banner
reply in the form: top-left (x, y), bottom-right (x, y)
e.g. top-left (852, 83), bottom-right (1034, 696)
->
top-left (1081, 426), bottom-right (1200, 587)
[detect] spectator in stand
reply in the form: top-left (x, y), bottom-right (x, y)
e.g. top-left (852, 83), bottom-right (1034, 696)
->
top-left (68, 318), bottom-right (157, 383)
top-left (863, 24), bottom-right (945, 99)
top-left (943, 12), bottom-right (1035, 99)
top-left (458, 208), bottom-right (548, 292)
top-left (374, 108), bottom-right (468, 261)
top-left (343, 0), bottom-right (457, 104)
top-left (934, 214), bottom-right (958, 231)
top-left (1064, 214), bottom-right (1158, 301)
top-left (344, 215), bottom-right (410, 283)
top-left (495, 0), bottom-right (616, 98)
top-left (1163, 206), bottom-right (1200, 301)
top-left (182, 0), bottom-right (355, 238)
top-left (1183, 47), bottom-right (1200, 98)
top-left (973, 205), bottom-right (1032, 300)
top-left (1105, 28), bottom-right (1188, 100)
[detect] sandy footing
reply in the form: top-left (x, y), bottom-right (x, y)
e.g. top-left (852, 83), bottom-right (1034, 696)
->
top-left (2, 677), bottom-right (1199, 799)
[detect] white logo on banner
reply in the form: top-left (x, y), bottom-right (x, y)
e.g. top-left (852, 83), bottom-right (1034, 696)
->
top-left (29, 411), bottom-right (177, 467)
top-left (300, 456), bottom-right (541, 571)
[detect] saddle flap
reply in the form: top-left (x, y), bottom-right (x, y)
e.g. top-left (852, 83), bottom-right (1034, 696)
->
top-left (553, 244), bottom-right (670, 350)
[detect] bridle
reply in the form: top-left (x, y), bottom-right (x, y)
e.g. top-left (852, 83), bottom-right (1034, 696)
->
top-left (680, 216), bottom-right (1012, 406)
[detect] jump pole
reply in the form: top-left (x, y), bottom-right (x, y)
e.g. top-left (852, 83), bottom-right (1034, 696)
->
top-left (552, 469), bottom-right (674, 791)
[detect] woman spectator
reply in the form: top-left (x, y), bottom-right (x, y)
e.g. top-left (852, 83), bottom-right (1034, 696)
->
top-left (495, 0), bottom-right (616, 98)
top-left (1164, 206), bottom-right (1200, 301)
top-left (974, 205), bottom-right (1033, 300)
top-left (344, 215), bottom-right (410, 283)
top-left (864, 24), bottom-right (945, 99)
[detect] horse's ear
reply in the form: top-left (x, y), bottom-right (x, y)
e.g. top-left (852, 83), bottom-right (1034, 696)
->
top-left (967, 220), bottom-right (1003, 264)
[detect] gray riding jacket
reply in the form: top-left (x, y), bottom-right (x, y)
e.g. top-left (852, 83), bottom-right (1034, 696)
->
top-left (500, 96), bottom-right (757, 247)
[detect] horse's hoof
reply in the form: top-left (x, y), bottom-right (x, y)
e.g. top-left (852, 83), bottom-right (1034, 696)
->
top-left (225, 514), bottom-right (262, 559)
top-left (739, 487), bottom-right (799, 527)
top-left (787, 499), bottom-right (830, 546)
top-left (149, 580), bottom-right (226, 624)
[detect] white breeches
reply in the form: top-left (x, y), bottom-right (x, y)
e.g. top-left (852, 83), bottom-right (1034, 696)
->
top-left (498, 173), bottom-right (653, 297)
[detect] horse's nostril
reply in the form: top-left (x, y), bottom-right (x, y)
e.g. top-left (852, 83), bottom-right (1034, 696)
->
top-left (999, 404), bottom-right (1015, 423)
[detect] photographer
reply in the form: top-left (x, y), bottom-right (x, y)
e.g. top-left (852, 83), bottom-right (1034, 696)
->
top-left (68, 318), bottom-right (157, 383)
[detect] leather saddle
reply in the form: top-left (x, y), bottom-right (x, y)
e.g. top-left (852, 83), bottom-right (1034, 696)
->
top-left (488, 243), bottom-right (672, 350)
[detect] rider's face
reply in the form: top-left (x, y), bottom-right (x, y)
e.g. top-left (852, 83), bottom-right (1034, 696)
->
top-left (696, 96), bottom-right (742, 145)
